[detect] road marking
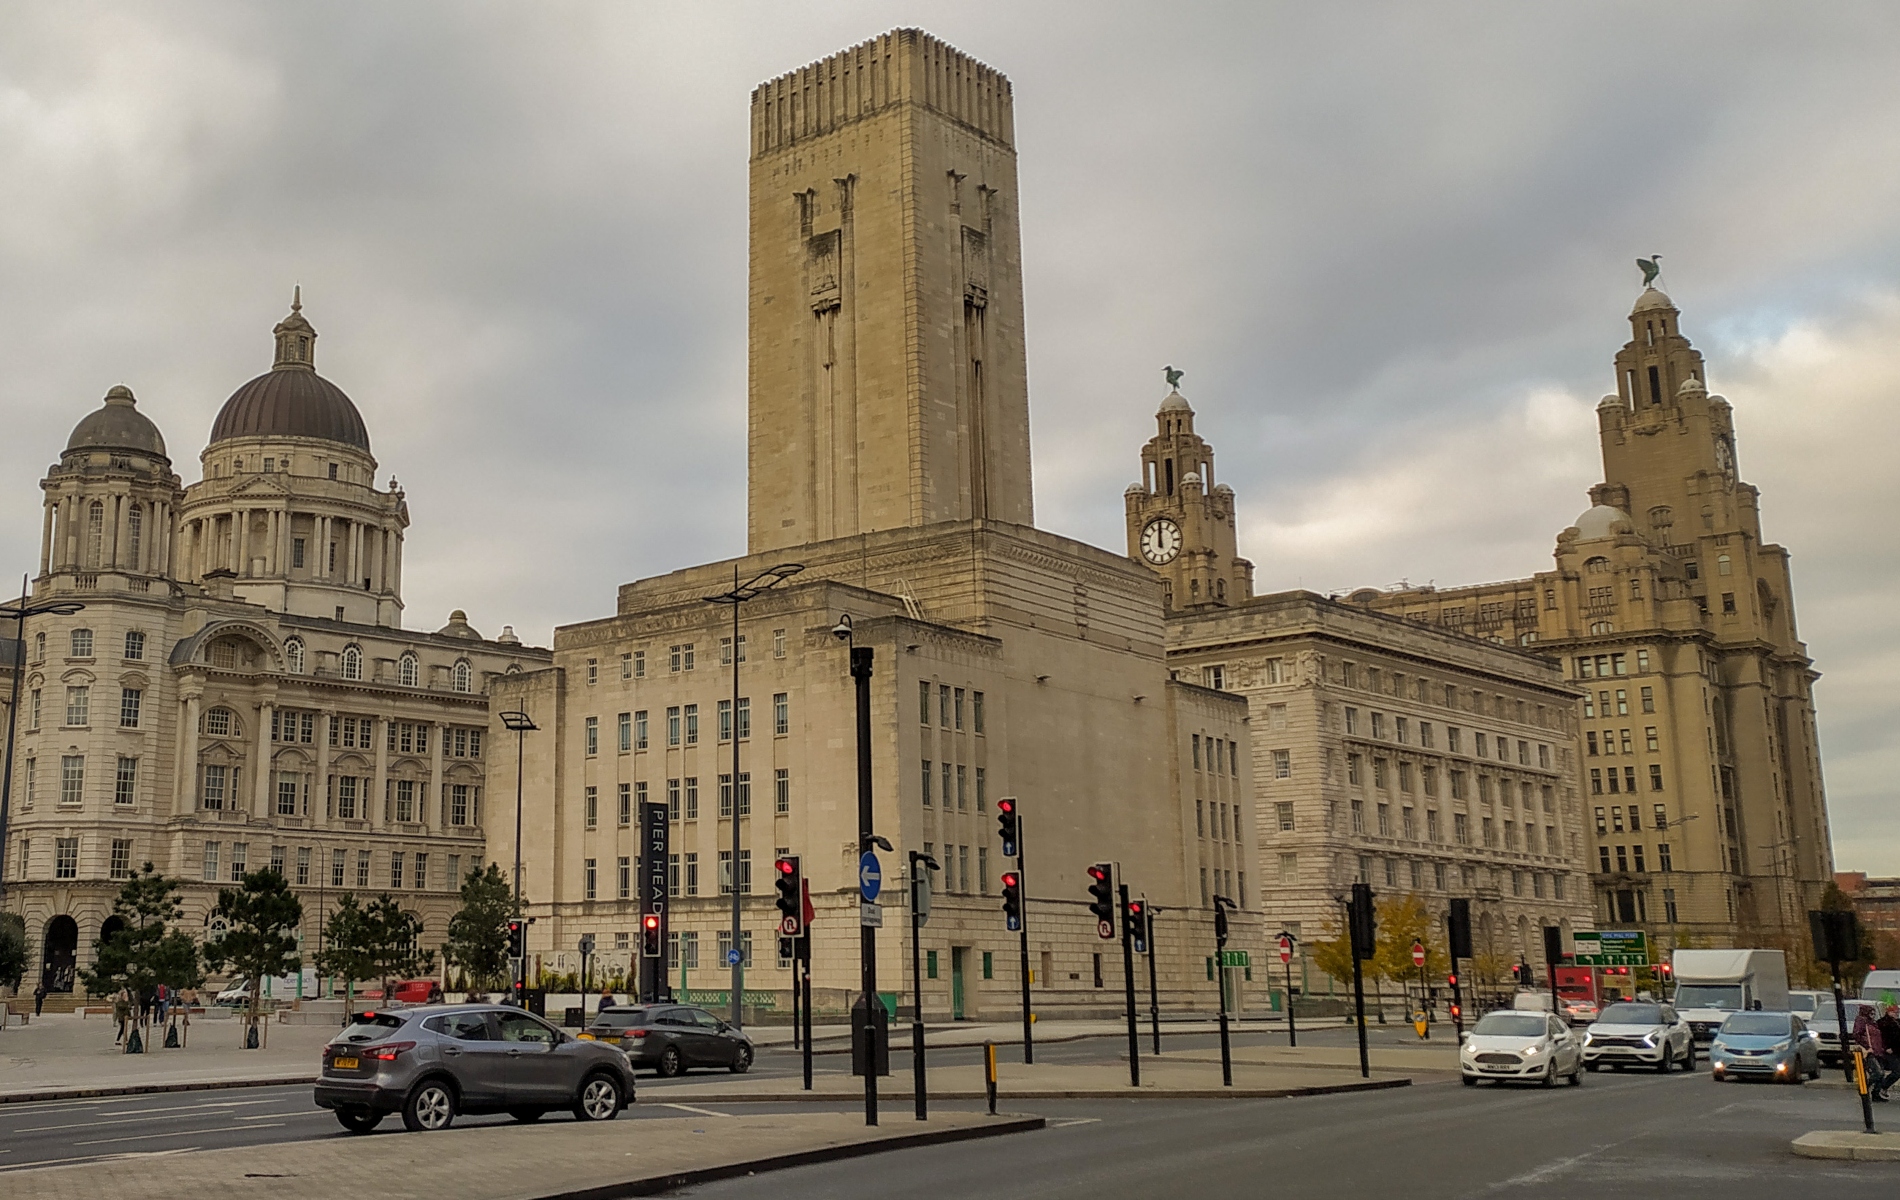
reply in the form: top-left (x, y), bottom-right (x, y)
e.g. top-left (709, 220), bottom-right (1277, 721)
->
top-left (1050, 1118), bottom-right (1102, 1128)
top-left (0, 1147), bottom-right (202, 1173)
top-left (659, 1103), bottom-right (733, 1118)
top-left (74, 1124), bottom-right (284, 1147)
top-left (236, 1111), bottom-right (323, 1121)
top-left (1485, 1144), bottom-right (1613, 1190)
top-left (15, 1099), bottom-right (281, 1131)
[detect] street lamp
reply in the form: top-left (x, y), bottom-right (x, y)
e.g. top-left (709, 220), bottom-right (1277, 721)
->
top-left (833, 612), bottom-right (886, 1126)
top-left (498, 709), bottom-right (537, 1001)
top-left (907, 849), bottom-right (939, 1121)
top-left (1, 578), bottom-right (85, 902)
top-left (702, 562), bottom-right (802, 1030)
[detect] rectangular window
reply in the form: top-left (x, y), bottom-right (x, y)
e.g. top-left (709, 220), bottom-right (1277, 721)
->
top-left (922, 760), bottom-right (933, 806)
top-left (1590, 768), bottom-right (1603, 795)
top-left (737, 696), bottom-right (750, 740)
top-left (357, 850), bottom-right (372, 888)
top-left (584, 785), bottom-right (598, 829)
top-left (450, 784), bottom-right (470, 826)
top-left (65, 685), bottom-right (90, 727)
top-left (276, 771), bottom-right (298, 816)
top-left (684, 851), bottom-right (699, 896)
top-left (1427, 809), bottom-right (1441, 841)
top-left (617, 856), bottom-right (631, 900)
top-left (618, 783), bottom-right (632, 827)
top-left (684, 704), bottom-right (698, 744)
top-left (1276, 801), bottom-right (1295, 831)
top-left (1278, 852), bottom-right (1298, 884)
top-left (775, 767), bottom-right (790, 814)
top-left (973, 691), bottom-right (986, 734)
top-left (386, 850), bottom-right (404, 890)
top-left (1447, 727), bottom-right (1462, 754)
top-left (1633, 845), bottom-right (1647, 873)
top-left (48, 838), bottom-right (76, 879)
top-left (230, 841), bottom-right (248, 882)
top-left (634, 649), bottom-right (646, 677)
top-left (123, 630), bottom-right (146, 660)
top-left (584, 717), bottom-right (598, 756)
top-left (586, 658), bottom-right (598, 685)
top-left (584, 857), bottom-right (597, 900)
top-left (1350, 798), bottom-right (1364, 833)
top-left (112, 755), bottom-right (138, 806)
top-left (117, 687), bottom-right (142, 729)
top-left (1640, 686), bottom-right (1655, 713)
top-left (773, 692), bottom-right (789, 736)
top-left (1419, 722), bottom-right (1434, 749)
top-left (939, 683), bottom-right (951, 727)
top-left (956, 765), bottom-right (968, 810)
top-left (296, 846), bottom-right (311, 886)
top-left (773, 628), bottom-right (786, 658)
top-left (203, 841), bottom-right (221, 881)
top-left (331, 848), bottom-right (346, 888)
top-left (619, 712), bottom-right (632, 752)
top-left (1344, 707), bottom-right (1358, 735)
top-left (954, 687), bottom-right (966, 731)
top-left (1454, 813), bottom-right (1470, 845)
top-left (718, 699), bottom-right (732, 742)
top-left (621, 652), bottom-right (633, 679)
top-left (393, 778), bottom-right (414, 823)
top-left (666, 706), bottom-right (681, 746)
top-left (920, 681), bottom-right (932, 724)
top-left (1659, 843), bottom-right (1673, 871)
top-left (685, 777), bottom-right (698, 819)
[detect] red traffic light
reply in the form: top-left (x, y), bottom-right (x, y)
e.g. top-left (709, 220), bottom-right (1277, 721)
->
top-left (643, 914), bottom-right (660, 930)
top-left (1449, 1003), bottom-right (1462, 1019)
top-left (1128, 901), bottom-right (1144, 916)
top-left (777, 858), bottom-right (796, 875)
top-left (1447, 973), bottom-right (1458, 987)
top-left (997, 797), bottom-right (1015, 815)
top-left (1087, 865), bottom-right (1109, 882)
top-left (1000, 871), bottom-right (1019, 889)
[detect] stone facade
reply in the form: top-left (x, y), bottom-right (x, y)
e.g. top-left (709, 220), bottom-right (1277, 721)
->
top-left (1354, 288), bottom-right (1834, 951)
top-left (2, 306), bottom-right (548, 996)
top-left (494, 31), bottom-right (1268, 1019)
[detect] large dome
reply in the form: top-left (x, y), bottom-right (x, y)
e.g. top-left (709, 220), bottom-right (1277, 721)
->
top-left (208, 294), bottom-right (371, 452)
top-left (67, 385), bottom-right (167, 459)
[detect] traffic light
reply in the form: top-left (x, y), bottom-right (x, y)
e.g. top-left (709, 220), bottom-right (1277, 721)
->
top-left (1214, 896), bottom-right (1231, 946)
top-left (1659, 962), bottom-right (1674, 983)
top-left (641, 912), bottom-right (662, 959)
top-left (1349, 883), bottom-right (1376, 962)
top-left (775, 855), bottom-right (803, 935)
top-left (1447, 897), bottom-right (1472, 961)
top-left (1000, 871), bottom-right (1023, 932)
top-left (1128, 900), bottom-right (1147, 953)
top-left (1087, 863), bottom-right (1116, 937)
top-left (1449, 1001), bottom-right (1462, 1021)
top-left (1447, 972), bottom-right (1458, 988)
top-left (996, 797), bottom-right (1019, 858)
top-left (507, 918), bottom-right (526, 959)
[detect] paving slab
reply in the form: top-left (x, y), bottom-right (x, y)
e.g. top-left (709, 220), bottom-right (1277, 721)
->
top-left (0, 1110), bottom-right (1042, 1200)
top-left (1791, 1129), bottom-right (1900, 1161)
top-left (0, 1014), bottom-right (333, 1101)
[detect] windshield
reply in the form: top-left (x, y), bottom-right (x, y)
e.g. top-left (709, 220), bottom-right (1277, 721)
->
top-left (1720, 1013), bottom-right (1792, 1038)
top-left (1473, 1013), bottom-right (1549, 1038)
top-left (1598, 1003), bottom-right (1664, 1026)
top-left (1674, 984), bottom-right (1743, 1011)
top-left (591, 1009), bottom-right (648, 1029)
top-left (1787, 993), bottom-right (1819, 1016)
top-left (336, 1012), bottom-right (408, 1043)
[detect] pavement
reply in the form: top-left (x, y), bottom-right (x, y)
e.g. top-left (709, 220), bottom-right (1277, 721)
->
top-left (0, 1109), bottom-right (1042, 1199)
top-left (1792, 1129), bottom-right (1900, 1161)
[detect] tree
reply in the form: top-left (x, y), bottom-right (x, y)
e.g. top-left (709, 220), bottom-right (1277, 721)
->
top-left (444, 863), bottom-right (517, 994)
top-left (364, 894), bottom-right (435, 998)
top-left (1819, 882), bottom-right (1877, 992)
top-left (0, 913), bottom-right (26, 993)
top-left (203, 869), bottom-right (303, 1048)
top-left (78, 865), bottom-right (201, 1049)
top-left (315, 894), bottom-right (378, 1011)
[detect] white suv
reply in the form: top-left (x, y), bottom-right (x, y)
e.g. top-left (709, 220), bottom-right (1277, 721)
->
top-left (1582, 1001), bottom-right (1694, 1072)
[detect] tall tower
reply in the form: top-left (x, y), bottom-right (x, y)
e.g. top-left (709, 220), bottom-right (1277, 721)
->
top-left (746, 29), bottom-right (1034, 552)
top-left (1124, 383), bottom-right (1253, 611)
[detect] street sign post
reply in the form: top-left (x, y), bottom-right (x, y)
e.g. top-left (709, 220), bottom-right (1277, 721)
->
top-left (1411, 940), bottom-right (1425, 968)
top-left (1277, 931), bottom-right (1298, 1047)
top-left (1571, 930), bottom-right (1649, 967)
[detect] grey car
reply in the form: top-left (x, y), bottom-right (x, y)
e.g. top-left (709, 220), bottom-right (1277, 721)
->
top-left (315, 1004), bottom-right (637, 1133)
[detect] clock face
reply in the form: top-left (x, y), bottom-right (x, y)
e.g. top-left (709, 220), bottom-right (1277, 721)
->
top-left (1140, 518), bottom-right (1183, 565)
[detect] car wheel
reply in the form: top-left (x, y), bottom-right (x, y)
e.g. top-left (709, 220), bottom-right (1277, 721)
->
top-left (1657, 1049), bottom-right (1672, 1074)
top-left (1462, 1074), bottom-right (1477, 1087)
top-left (657, 1046), bottom-right (684, 1078)
top-left (335, 1109), bottom-right (383, 1134)
top-left (402, 1079), bottom-right (456, 1132)
top-left (509, 1108), bottom-right (546, 1123)
top-left (729, 1044), bottom-right (753, 1074)
top-left (1584, 1062), bottom-right (1599, 1072)
top-left (1684, 1043), bottom-right (1696, 1068)
top-left (574, 1072), bottom-right (622, 1121)
top-left (1541, 1064), bottom-right (1556, 1088)
top-left (1568, 1060), bottom-right (1583, 1086)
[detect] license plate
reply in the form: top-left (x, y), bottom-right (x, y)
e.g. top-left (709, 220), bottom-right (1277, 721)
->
top-left (333, 1056), bottom-right (359, 1070)
top-left (1482, 1065), bottom-right (1511, 1072)
top-left (603, 1035), bottom-right (621, 1044)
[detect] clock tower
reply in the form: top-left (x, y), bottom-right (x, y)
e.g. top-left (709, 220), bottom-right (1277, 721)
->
top-left (1125, 380), bottom-right (1253, 611)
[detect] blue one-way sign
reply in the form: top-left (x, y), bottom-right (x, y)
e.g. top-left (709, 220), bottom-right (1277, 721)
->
top-left (859, 852), bottom-right (882, 902)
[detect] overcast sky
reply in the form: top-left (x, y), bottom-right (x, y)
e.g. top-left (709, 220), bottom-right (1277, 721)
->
top-left (4, 2), bottom-right (1897, 870)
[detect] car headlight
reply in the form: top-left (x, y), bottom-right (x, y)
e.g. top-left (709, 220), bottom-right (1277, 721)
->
top-left (1523, 1043), bottom-right (1546, 1057)
top-left (1643, 1032), bottom-right (1658, 1046)
top-left (1582, 1033), bottom-right (1596, 1045)
top-left (1772, 1040), bottom-right (1791, 1053)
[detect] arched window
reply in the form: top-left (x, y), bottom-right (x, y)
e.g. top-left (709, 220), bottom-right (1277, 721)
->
top-left (285, 638), bottom-right (305, 675)
top-left (341, 645), bottom-right (363, 681)
top-left (204, 707), bottom-right (236, 738)
top-left (126, 503), bottom-right (143, 568)
top-left (452, 660), bottom-right (473, 693)
top-left (86, 500), bottom-right (105, 567)
top-left (1717, 554), bottom-right (1732, 577)
top-left (399, 653), bottom-right (419, 688)
top-left (1589, 620), bottom-right (1614, 635)
top-left (1584, 556), bottom-right (1611, 574)
top-left (34, 632), bottom-right (45, 661)
top-left (1216, 579), bottom-right (1227, 601)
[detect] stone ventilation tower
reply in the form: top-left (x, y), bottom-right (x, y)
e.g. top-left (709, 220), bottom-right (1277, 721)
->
top-left (1125, 381), bottom-right (1253, 611)
top-left (176, 293), bottom-right (409, 625)
top-left (40, 386), bottom-right (184, 592)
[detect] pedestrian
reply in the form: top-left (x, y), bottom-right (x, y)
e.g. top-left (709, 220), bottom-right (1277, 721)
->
top-left (33, 980), bottom-right (46, 1016)
top-left (1877, 1002), bottom-right (1900, 1099)
top-left (599, 988), bottom-right (617, 1011)
top-left (113, 989), bottom-right (131, 1044)
top-left (1852, 1002), bottom-right (1896, 1101)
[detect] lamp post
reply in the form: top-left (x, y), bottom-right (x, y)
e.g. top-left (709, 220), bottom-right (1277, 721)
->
top-left (833, 612), bottom-right (888, 1126)
top-left (498, 709), bottom-right (537, 1001)
top-left (908, 849), bottom-right (939, 1121)
top-left (0, 578), bottom-right (85, 903)
top-left (703, 563), bottom-right (802, 1030)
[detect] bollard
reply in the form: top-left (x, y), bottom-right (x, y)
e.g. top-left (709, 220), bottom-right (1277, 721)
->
top-left (984, 1040), bottom-right (998, 1116)
top-left (1853, 1048), bottom-right (1877, 1134)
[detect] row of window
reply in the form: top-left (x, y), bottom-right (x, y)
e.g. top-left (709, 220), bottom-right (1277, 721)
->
top-left (1343, 752), bottom-right (1557, 810)
top-left (1597, 842), bottom-right (1676, 874)
top-left (281, 639), bottom-right (474, 691)
top-left (1590, 764), bottom-right (1665, 795)
top-left (1584, 687), bottom-right (1655, 719)
top-left (1343, 707), bottom-right (1553, 767)
top-left (583, 695), bottom-right (800, 756)
top-left (581, 770), bottom-right (793, 829)
top-left (1197, 866), bottom-right (1245, 908)
top-left (1192, 733), bottom-right (1240, 776)
top-left (1342, 797), bottom-right (1562, 854)
top-left (1338, 854), bottom-right (1569, 900)
top-left (920, 760), bottom-right (986, 810)
top-left (1328, 661), bottom-right (1561, 730)
top-left (16, 755), bottom-right (140, 808)
top-left (24, 685), bottom-right (143, 731)
top-left (197, 842), bottom-right (463, 890)
top-left (35, 629), bottom-right (145, 662)
top-left (918, 683), bottom-right (987, 733)
top-left (581, 632), bottom-right (806, 687)
top-left (1196, 799), bottom-right (1242, 842)
top-left (1587, 726), bottom-right (1663, 756)
top-left (198, 769), bottom-right (481, 826)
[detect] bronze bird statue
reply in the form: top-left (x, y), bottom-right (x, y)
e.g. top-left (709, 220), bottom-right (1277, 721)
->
top-left (1637, 256), bottom-right (1662, 287)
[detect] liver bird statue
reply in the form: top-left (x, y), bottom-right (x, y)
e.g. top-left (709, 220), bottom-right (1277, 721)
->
top-left (1637, 256), bottom-right (1662, 287)
top-left (1164, 365), bottom-right (1184, 390)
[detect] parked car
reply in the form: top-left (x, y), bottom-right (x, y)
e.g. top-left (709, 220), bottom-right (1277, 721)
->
top-left (1708, 1011), bottom-right (1821, 1084)
top-left (1581, 1001), bottom-right (1693, 1073)
top-left (314, 1004), bottom-right (636, 1133)
top-left (215, 980), bottom-right (252, 1007)
top-left (581, 1004), bottom-right (755, 1076)
top-left (389, 980), bottom-right (444, 1005)
top-left (1806, 998), bottom-right (1873, 1066)
top-left (1460, 1010), bottom-right (1583, 1087)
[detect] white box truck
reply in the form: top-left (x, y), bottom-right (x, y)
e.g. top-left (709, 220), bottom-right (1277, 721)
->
top-left (1671, 949), bottom-right (1790, 1042)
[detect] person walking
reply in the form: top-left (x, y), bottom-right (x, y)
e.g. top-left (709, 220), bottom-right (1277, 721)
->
top-left (32, 981), bottom-right (46, 1016)
top-left (1853, 1001), bottom-right (1897, 1101)
top-left (112, 989), bottom-right (131, 1045)
top-left (1876, 1002), bottom-right (1900, 1102)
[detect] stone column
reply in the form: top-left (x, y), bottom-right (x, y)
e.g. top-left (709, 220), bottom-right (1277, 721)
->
top-left (255, 702), bottom-right (274, 815)
top-left (316, 711), bottom-right (333, 826)
top-left (373, 717), bottom-right (388, 828)
top-left (428, 722), bottom-right (444, 830)
top-left (177, 693), bottom-right (202, 812)
top-left (111, 493), bottom-right (128, 570)
top-left (56, 495), bottom-right (74, 568)
top-left (40, 498), bottom-right (54, 575)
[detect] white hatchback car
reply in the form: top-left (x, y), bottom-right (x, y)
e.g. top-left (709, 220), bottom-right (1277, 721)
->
top-left (1461, 1010), bottom-right (1584, 1087)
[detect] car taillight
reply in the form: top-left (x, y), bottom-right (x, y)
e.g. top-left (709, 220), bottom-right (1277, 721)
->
top-left (630, 1030), bottom-right (648, 1038)
top-left (367, 1041), bottom-right (416, 1061)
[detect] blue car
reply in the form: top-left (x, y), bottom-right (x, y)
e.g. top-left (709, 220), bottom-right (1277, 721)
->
top-left (1708, 1011), bottom-right (1822, 1084)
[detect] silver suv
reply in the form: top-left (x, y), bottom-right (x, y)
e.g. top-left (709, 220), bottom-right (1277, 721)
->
top-left (315, 1005), bottom-right (636, 1133)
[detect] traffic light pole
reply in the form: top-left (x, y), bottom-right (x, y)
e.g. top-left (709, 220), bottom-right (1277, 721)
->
top-left (800, 934), bottom-right (813, 1091)
top-left (1146, 907), bottom-right (1160, 1056)
top-left (908, 852), bottom-right (929, 1122)
top-left (1284, 948), bottom-right (1298, 1047)
top-left (851, 645), bottom-right (879, 1128)
top-left (1016, 823), bottom-right (1033, 1065)
top-left (1214, 899), bottom-right (1233, 1087)
top-left (1119, 882), bottom-right (1140, 1088)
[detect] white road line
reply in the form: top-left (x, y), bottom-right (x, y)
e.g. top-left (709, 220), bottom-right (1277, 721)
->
top-left (236, 1111), bottom-right (323, 1121)
top-left (1050, 1118), bottom-right (1103, 1128)
top-left (16, 1099), bottom-right (281, 1131)
top-left (0, 1148), bottom-right (203, 1173)
top-left (74, 1123), bottom-right (284, 1147)
top-left (659, 1103), bottom-right (733, 1118)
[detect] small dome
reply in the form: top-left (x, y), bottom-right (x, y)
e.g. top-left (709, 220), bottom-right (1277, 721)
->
top-left (1631, 287), bottom-right (1674, 313)
top-left (1159, 389), bottom-right (1192, 413)
top-left (1181, 471), bottom-right (1202, 489)
top-left (1212, 482), bottom-right (1234, 496)
top-left (1678, 376), bottom-right (1707, 395)
top-left (1597, 394), bottom-right (1625, 411)
top-left (1573, 504), bottom-right (1632, 540)
top-left (496, 625), bottom-right (520, 645)
top-left (66, 386), bottom-right (168, 459)
top-left (1124, 482), bottom-right (1146, 495)
top-left (435, 610), bottom-right (483, 640)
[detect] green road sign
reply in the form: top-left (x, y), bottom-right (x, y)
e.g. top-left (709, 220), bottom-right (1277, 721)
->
top-left (1218, 950), bottom-right (1251, 968)
top-left (1571, 929), bottom-right (1649, 967)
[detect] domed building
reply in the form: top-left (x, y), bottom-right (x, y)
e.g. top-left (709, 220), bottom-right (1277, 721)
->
top-left (4, 298), bottom-right (550, 1001)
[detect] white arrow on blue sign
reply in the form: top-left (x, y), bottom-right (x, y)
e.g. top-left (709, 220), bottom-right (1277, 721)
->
top-left (859, 852), bottom-right (882, 902)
